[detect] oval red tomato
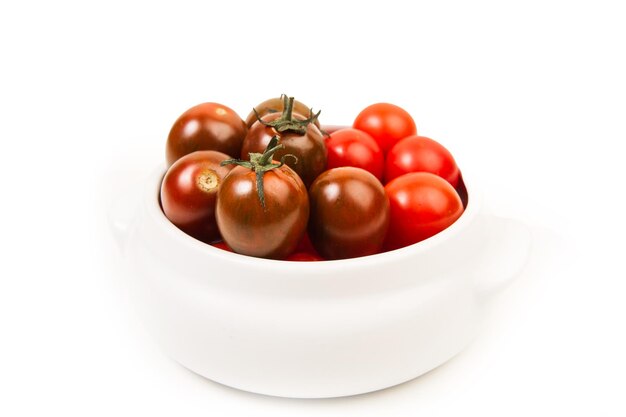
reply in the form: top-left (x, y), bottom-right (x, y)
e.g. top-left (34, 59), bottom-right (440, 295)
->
top-left (160, 150), bottom-right (233, 244)
top-left (166, 102), bottom-right (247, 166)
top-left (325, 128), bottom-right (384, 181)
top-left (353, 103), bottom-right (417, 154)
top-left (308, 167), bottom-right (390, 260)
top-left (384, 135), bottom-right (460, 187)
top-left (384, 172), bottom-right (463, 251)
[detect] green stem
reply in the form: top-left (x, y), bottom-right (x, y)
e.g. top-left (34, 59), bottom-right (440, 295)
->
top-left (281, 95), bottom-right (294, 121)
top-left (221, 136), bottom-right (295, 209)
top-left (255, 95), bottom-right (321, 135)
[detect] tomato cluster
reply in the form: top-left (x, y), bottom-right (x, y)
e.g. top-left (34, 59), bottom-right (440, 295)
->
top-left (160, 96), bottom-right (466, 261)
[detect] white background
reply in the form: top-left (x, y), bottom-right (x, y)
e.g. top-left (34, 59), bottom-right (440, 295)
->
top-left (1, 0), bottom-right (625, 415)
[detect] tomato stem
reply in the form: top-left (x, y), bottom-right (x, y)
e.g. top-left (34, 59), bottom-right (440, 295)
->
top-left (258, 140), bottom-right (285, 166)
top-left (255, 95), bottom-right (321, 135)
top-left (221, 136), bottom-right (297, 209)
top-left (282, 94), bottom-right (294, 120)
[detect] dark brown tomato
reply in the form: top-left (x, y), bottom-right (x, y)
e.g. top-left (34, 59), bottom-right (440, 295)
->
top-left (160, 150), bottom-right (233, 243)
top-left (245, 97), bottom-right (321, 128)
top-left (241, 112), bottom-right (327, 187)
top-left (166, 102), bottom-right (247, 166)
top-left (308, 167), bottom-right (390, 260)
top-left (215, 164), bottom-right (309, 259)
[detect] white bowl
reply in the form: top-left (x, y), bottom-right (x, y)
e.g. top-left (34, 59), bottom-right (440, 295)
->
top-left (109, 164), bottom-right (530, 398)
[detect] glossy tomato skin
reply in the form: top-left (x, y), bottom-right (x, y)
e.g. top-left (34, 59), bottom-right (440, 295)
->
top-left (160, 150), bottom-right (233, 244)
top-left (325, 128), bottom-right (384, 181)
top-left (241, 112), bottom-right (327, 187)
top-left (245, 97), bottom-right (320, 128)
top-left (385, 135), bottom-right (460, 187)
top-left (384, 172), bottom-right (464, 251)
top-left (353, 103), bottom-right (417, 154)
top-left (216, 164), bottom-right (309, 259)
top-left (166, 102), bottom-right (247, 166)
top-left (308, 167), bottom-right (390, 260)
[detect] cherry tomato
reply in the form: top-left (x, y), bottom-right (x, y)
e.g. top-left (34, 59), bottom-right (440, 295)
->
top-left (308, 167), bottom-right (390, 260)
top-left (384, 172), bottom-right (463, 251)
top-left (325, 128), bottom-right (384, 181)
top-left (216, 138), bottom-right (309, 259)
top-left (353, 103), bottom-right (417, 154)
top-left (245, 96), bottom-right (320, 128)
top-left (285, 251), bottom-right (324, 262)
top-left (384, 135), bottom-right (460, 187)
top-left (160, 151), bottom-right (233, 244)
top-left (211, 241), bottom-right (233, 252)
top-left (241, 101), bottom-right (326, 188)
top-left (166, 102), bottom-right (247, 166)
top-left (294, 232), bottom-right (316, 253)
top-left (288, 233), bottom-right (323, 261)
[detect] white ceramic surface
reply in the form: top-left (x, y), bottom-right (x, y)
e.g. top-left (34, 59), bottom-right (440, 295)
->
top-left (109, 165), bottom-right (530, 399)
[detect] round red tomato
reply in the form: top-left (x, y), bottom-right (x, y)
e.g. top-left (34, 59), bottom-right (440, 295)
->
top-left (160, 150), bottom-right (233, 244)
top-left (166, 102), bottom-right (247, 167)
top-left (211, 241), bottom-right (233, 252)
top-left (325, 128), bottom-right (384, 181)
top-left (384, 135), bottom-right (460, 187)
top-left (287, 233), bottom-right (323, 261)
top-left (308, 167), bottom-right (390, 260)
top-left (294, 232), bottom-right (316, 253)
top-left (353, 103), bottom-right (417, 154)
top-left (216, 138), bottom-right (309, 259)
top-left (384, 172), bottom-right (463, 251)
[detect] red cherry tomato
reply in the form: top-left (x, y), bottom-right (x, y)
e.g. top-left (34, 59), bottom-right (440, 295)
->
top-left (325, 128), bottom-right (384, 181)
top-left (289, 233), bottom-right (323, 261)
top-left (384, 172), bottom-right (463, 251)
top-left (211, 241), bottom-right (233, 252)
top-left (308, 167), bottom-right (390, 260)
top-left (285, 251), bottom-right (324, 261)
top-left (160, 151), bottom-right (233, 244)
top-left (166, 102), bottom-right (247, 167)
top-left (294, 232), bottom-right (316, 253)
top-left (353, 103), bottom-right (417, 154)
top-left (384, 135), bottom-right (460, 187)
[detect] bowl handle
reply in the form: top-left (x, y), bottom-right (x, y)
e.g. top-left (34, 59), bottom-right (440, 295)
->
top-left (107, 178), bottom-right (143, 252)
top-left (472, 215), bottom-right (531, 299)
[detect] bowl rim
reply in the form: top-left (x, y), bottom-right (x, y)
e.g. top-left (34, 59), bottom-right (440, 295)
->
top-left (145, 163), bottom-right (482, 272)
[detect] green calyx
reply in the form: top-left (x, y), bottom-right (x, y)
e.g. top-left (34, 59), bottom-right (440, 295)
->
top-left (254, 94), bottom-right (321, 135)
top-left (221, 136), bottom-right (297, 209)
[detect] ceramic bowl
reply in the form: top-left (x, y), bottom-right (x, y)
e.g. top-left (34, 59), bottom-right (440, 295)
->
top-left (109, 163), bottom-right (530, 398)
